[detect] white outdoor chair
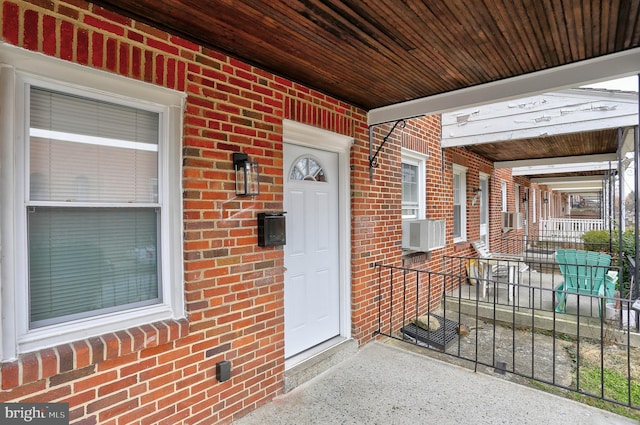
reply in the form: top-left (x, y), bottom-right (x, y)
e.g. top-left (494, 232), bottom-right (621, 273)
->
top-left (471, 240), bottom-right (529, 303)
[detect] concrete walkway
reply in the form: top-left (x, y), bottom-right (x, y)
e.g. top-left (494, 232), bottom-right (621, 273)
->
top-left (233, 340), bottom-right (636, 425)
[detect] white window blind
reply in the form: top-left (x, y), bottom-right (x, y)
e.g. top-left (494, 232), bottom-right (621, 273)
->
top-left (452, 165), bottom-right (467, 241)
top-left (453, 173), bottom-right (461, 237)
top-left (29, 88), bottom-right (158, 204)
top-left (28, 87), bottom-right (161, 328)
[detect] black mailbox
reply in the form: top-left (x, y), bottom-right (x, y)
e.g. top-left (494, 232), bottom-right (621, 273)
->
top-left (258, 212), bottom-right (286, 247)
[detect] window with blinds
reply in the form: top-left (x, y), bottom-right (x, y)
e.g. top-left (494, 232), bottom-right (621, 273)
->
top-left (401, 162), bottom-right (419, 219)
top-left (28, 87), bottom-right (162, 328)
top-left (452, 165), bottom-right (467, 242)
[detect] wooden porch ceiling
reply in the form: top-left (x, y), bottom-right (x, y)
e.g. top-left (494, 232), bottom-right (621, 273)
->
top-left (465, 129), bottom-right (619, 163)
top-left (92, 0), bottom-right (640, 176)
top-left (467, 130), bottom-right (622, 180)
top-left (92, 0), bottom-right (640, 110)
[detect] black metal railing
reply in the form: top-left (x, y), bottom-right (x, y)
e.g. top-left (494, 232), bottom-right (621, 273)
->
top-left (373, 262), bottom-right (640, 411)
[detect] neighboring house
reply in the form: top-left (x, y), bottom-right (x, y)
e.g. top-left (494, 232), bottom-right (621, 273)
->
top-left (0, 2), bottom-right (635, 425)
top-left (442, 87), bottom-right (638, 244)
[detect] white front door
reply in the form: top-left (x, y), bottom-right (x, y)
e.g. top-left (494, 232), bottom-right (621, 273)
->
top-left (283, 143), bottom-right (340, 358)
top-left (479, 175), bottom-right (489, 248)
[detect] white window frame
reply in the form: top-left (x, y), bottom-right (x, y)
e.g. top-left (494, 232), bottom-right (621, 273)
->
top-left (514, 183), bottom-right (520, 213)
top-left (0, 44), bottom-right (185, 360)
top-left (452, 164), bottom-right (467, 243)
top-left (501, 181), bottom-right (508, 212)
top-left (401, 149), bottom-right (427, 221)
top-left (532, 188), bottom-right (537, 223)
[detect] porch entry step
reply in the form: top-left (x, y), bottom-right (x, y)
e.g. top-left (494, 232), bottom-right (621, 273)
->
top-left (401, 314), bottom-right (458, 351)
top-left (283, 337), bottom-right (357, 393)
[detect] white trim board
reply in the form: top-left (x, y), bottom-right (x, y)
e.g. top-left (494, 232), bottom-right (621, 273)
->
top-left (368, 47), bottom-right (640, 125)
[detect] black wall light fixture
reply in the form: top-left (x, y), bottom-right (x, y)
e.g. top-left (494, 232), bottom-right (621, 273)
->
top-left (233, 152), bottom-right (260, 196)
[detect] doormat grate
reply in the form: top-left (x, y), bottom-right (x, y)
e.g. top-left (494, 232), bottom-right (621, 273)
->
top-left (401, 314), bottom-right (458, 351)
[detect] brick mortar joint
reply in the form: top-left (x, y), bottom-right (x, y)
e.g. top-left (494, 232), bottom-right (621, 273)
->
top-left (16, 0), bottom-right (197, 67)
top-left (1, 318), bottom-right (189, 390)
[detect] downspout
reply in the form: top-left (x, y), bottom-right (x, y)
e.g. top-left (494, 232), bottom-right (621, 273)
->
top-left (618, 128), bottom-right (624, 269)
top-left (634, 75), bottom-right (639, 299)
top-left (369, 125), bottom-right (374, 182)
top-left (608, 164), bottom-right (614, 249)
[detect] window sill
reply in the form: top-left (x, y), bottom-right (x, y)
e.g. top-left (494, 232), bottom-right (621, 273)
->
top-left (1, 318), bottom-right (188, 391)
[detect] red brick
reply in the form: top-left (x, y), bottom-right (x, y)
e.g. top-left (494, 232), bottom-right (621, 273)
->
top-left (91, 32), bottom-right (103, 67)
top-left (98, 352), bottom-right (137, 372)
top-left (2, 1), bottom-right (20, 45)
top-left (86, 390), bottom-right (128, 414)
top-left (117, 403), bottom-right (156, 425)
top-left (42, 14), bottom-right (56, 55)
top-left (167, 57), bottom-right (176, 89)
top-left (21, 352), bottom-right (39, 384)
top-left (105, 37), bottom-right (117, 71)
top-left (98, 375), bottom-right (137, 397)
top-left (92, 5), bottom-right (131, 27)
top-left (170, 34), bottom-right (199, 51)
top-left (0, 380), bottom-right (46, 401)
top-left (77, 27), bottom-right (89, 64)
top-left (40, 348), bottom-right (58, 380)
top-left (23, 9), bottom-right (39, 51)
top-left (74, 370), bottom-right (118, 393)
top-left (72, 341), bottom-right (91, 368)
top-left (147, 38), bottom-right (179, 55)
top-left (119, 42), bottom-right (129, 75)
top-left (131, 45), bottom-right (142, 78)
top-left (155, 54), bottom-right (164, 85)
top-left (57, 343), bottom-right (74, 373)
top-left (59, 20), bottom-right (73, 60)
top-left (98, 399), bottom-right (138, 422)
top-left (83, 15), bottom-right (124, 36)
top-left (143, 49), bottom-right (153, 82)
top-left (1, 361), bottom-right (19, 390)
top-left (102, 333), bottom-right (120, 360)
top-left (88, 337), bottom-right (104, 364)
top-left (120, 357), bottom-right (155, 377)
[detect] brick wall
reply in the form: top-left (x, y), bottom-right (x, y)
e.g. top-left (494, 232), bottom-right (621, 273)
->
top-left (0, 1), bottom-right (374, 424)
top-left (0, 1), bottom-right (537, 423)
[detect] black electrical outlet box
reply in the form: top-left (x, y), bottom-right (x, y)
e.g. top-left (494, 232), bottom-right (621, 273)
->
top-left (258, 212), bottom-right (286, 247)
top-left (216, 360), bottom-right (231, 382)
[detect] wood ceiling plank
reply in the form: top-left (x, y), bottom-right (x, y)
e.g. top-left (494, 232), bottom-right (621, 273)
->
top-left (495, 0), bottom-right (544, 72)
top-left (568, 0), bottom-right (587, 60)
top-left (93, 0), bottom-right (640, 111)
top-left (466, 129), bottom-right (619, 162)
top-left (615, 0), bottom-right (634, 49)
top-left (408, 1), bottom-right (492, 86)
top-left (364, 0), bottom-right (470, 90)
top-left (531, 0), bottom-right (563, 68)
top-left (624, 1), bottom-right (640, 47)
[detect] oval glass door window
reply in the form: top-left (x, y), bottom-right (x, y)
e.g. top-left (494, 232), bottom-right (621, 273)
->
top-left (289, 156), bottom-right (327, 182)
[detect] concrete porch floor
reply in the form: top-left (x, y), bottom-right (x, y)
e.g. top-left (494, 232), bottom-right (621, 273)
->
top-left (232, 339), bottom-right (635, 424)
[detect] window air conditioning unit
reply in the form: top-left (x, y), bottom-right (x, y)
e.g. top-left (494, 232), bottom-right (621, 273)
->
top-left (402, 219), bottom-right (446, 252)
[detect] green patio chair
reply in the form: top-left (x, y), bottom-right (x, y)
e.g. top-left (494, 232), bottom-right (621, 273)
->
top-left (555, 249), bottom-right (615, 317)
